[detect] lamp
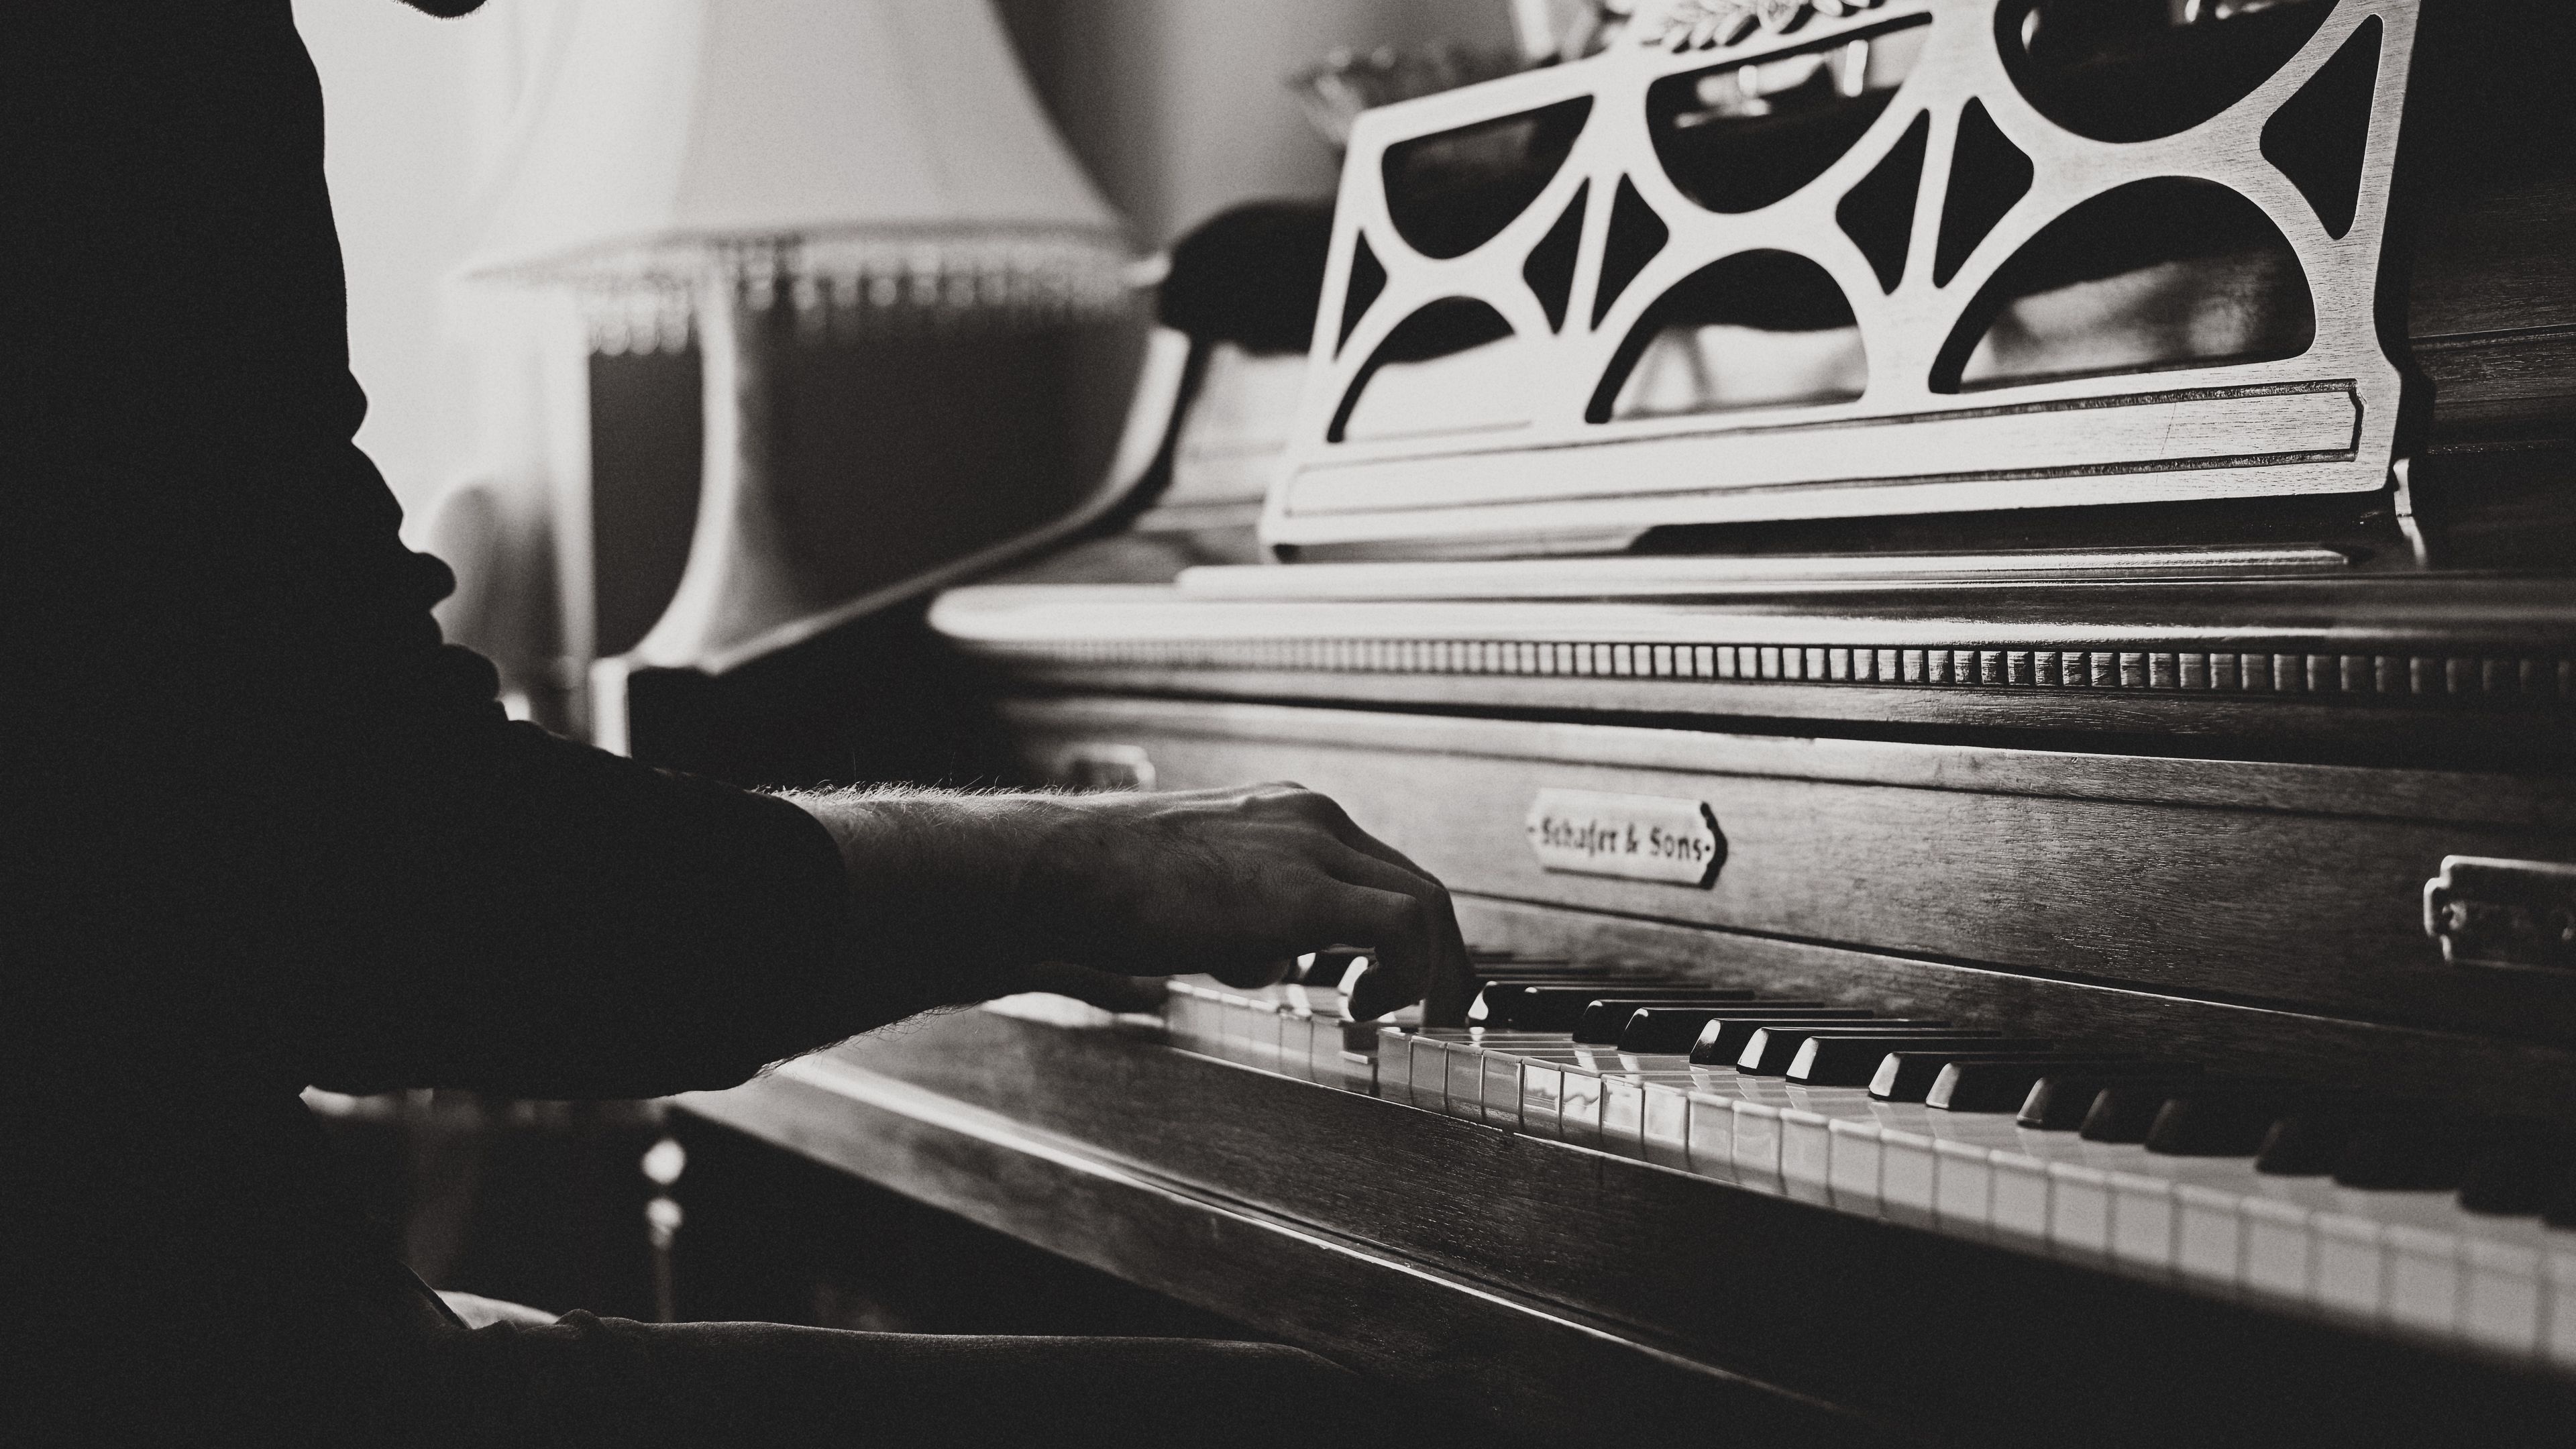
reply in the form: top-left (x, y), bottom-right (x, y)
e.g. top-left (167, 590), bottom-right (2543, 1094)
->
top-left (466, 0), bottom-right (1131, 682)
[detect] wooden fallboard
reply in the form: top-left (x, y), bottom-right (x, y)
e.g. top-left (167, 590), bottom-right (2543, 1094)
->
top-left (999, 696), bottom-right (2576, 1049)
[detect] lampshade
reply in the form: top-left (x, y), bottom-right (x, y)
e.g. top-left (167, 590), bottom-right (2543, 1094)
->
top-left (466, 0), bottom-right (1128, 307)
top-left (464, 0), bottom-right (1140, 698)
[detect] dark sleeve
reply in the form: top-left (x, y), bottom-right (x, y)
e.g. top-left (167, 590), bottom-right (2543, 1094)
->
top-left (268, 653), bottom-right (870, 1101)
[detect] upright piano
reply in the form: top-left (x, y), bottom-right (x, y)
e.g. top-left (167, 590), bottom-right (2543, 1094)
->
top-left (667, 1), bottom-right (2576, 1441)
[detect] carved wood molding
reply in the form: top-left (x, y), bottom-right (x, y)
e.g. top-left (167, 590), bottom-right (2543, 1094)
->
top-left (984, 635), bottom-right (2575, 706)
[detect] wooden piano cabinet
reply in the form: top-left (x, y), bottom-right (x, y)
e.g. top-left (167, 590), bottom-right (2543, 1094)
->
top-left (679, 1004), bottom-right (2576, 1449)
top-left (996, 697), bottom-right (2576, 1061)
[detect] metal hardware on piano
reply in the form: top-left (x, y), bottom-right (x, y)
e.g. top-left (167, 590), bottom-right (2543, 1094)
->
top-left (649, 1), bottom-right (2576, 1442)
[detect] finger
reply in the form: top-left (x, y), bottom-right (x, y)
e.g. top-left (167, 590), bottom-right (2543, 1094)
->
top-left (1295, 881), bottom-right (1445, 1022)
top-left (1017, 961), bottom-right (1169, 1014)
top-left (1318, 849), bottom-right (1474, 1024)
top-left (1207, 956), bottom-right (1297, 989)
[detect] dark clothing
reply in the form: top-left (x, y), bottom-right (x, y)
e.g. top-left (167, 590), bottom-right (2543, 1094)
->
top-left (0, 3), bottom-right (1004, 1441)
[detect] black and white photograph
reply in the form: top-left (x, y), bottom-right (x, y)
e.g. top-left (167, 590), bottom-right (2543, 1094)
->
top-left (9, 0), bottom-right (2576, 1443)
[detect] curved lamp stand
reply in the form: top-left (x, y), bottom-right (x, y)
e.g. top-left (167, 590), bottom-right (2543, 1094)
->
top-left (627, 268), bottom-right (824, 672)
top-left (588, 315), bottom-right (1197, 755)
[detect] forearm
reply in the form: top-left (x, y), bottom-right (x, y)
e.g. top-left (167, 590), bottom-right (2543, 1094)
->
top-left (779, 786), bottom-right (1071, 1020)
top-left (780, 780), bottom-right (1471, 1026)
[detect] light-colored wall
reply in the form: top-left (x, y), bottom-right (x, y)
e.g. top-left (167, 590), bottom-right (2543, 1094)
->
top-left (1004, 0), bottom-right (1518, 248)
top-left (299, 0), bottom-right (1521, 510)
top-left (293, 0), bottom-right (1518, 721)
top-left (294, 0), bottom-right (490, 513)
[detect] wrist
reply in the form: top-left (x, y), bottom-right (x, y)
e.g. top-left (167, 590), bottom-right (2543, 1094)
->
top-left (784, 787), bottom-right (1081, 1012)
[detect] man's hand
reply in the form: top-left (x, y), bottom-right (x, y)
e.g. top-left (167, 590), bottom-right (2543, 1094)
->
top-left (788, 784), bottom-right (1468, 1024)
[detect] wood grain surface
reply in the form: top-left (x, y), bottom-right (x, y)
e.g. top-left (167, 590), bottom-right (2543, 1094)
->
top-left (998, 696), bottom-right (2576, 1044)
top-left (682, 1008), bottom-right (2576, 1448)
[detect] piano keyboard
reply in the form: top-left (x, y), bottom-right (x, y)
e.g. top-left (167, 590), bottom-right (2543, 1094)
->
top-left (1158, 963), bottom-right (2576, 1374)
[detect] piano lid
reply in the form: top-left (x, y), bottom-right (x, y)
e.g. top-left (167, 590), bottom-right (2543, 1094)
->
top-left (1266, 0), bottom-right (2422, 559)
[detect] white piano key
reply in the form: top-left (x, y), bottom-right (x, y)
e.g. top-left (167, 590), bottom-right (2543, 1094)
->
top-left (1684, 1091), bottom-right (1735, 1177)
top-left (1459, 1036), bottom-right (1583, 1127)
top-left (1879, 1128), bottom-right (1937, 1228)
top-left (2046, 1161), bottom-right (2112, 1260)
top-left (2383, 1219), bottom-right (2465, 1336)
top-left (1334, 1028), bottom-right (1379, 1092)
top-left (1520, 1060), bottom-right (1564, 1139)
top-left (1250, 1001), bottom-right (1285, 1068)
top-left (1733, 1100), bottom-right (1785, 1192)
top-left (2460, 1224), bottom-right (2546, 1358)
top-left (1481, 1052), bottom-right (1525, 1128)
top-left (1181, 983), bottom-right (1228, 1053)
top-left (1780, 1108), bottom-right (1834, 1205)
top-left (1601, 1073), bottom-right (1698, 1159)
top-left (1217, 991), bottom-right (1258, 1063)
top-left (1559, 1065), bottom-right (1605, 1148)
top-left (1407, 1034), bottom-right (1452, 1110)
top-left (1444, 1041), bottom-right (1489, 1120)
top-left (2544, 1241), bottom-right (2576, 1368)
top-left (2106, 1169), bottom-right (2177, 1275)
top-left (1297, 1014), bottom-right (1331, 1081)
top-left (2174, 1183), bottom-right (2245, 1291)
top-left (1827, 1118), bottom-right (1884, 1214)
top-left (1601, 1074), bottom-right (1646, 1155)
top-left (1430, 1034), bottom-right (1484, 1113)
top-left (1933, 1138), bottom-right (1993, 1234)
top-left (2239, 1194), bottom-right (2313, 1301)
top-left (1275, 1014), bottom-right (1313, 1081)
top-left (1642, 1081), bottom-right (1693, 1169)
top-left (1375, 1026), bottom-right (1413, 1099)
top-left (2313, 1210), bottom-right (2386, 1319)
top-left (1989, 1150), bottom-right (2051, 1246)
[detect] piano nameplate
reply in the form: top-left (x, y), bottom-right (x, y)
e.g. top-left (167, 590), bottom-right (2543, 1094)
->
top-left (1525, 788), bottom-right (1725, 886)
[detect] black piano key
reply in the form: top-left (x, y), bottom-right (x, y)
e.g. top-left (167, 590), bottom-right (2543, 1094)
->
top-left (1927, 1056), bottom-right (2149, 1113)
top-left (1687, 1011), bottom-right (1880, 1065)
top-left (1616, 1003), bottom-right (1832, 1054)
top-left (2252, 1102), bottom-right (2428, 1177)
top-left (1574, 995), bottom-right (1804, 1044)
top-left (2080, 1081), bottom-right (2181, 1142)
top-left (2458, 1131), bottom-right (2571, 1216)
top-left (1785, 1033), bottom-right (2041, 1087)
top-left (2331, 1113), bottom-right (2481, 1191)
top-left (1738, 1022), bottom-right (1955, 1076)
top-left (1870, 1049), bottom-right (2055, 1102)
top-left (2251, 1113), bottom-right (2340, 1176)
top-left (2143, 1084), bottom-right (2314, 1157)
top-left (1468, 975), bottom-right (1662, 1025)
top-left (1505, 984), bottom-right (1756, 1033)
top-left (2016, 1064), bottom-right (2200, 1130)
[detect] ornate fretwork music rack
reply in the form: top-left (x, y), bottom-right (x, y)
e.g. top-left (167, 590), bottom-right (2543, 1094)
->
top-left (1268, 0), bottom-right (2421, 556)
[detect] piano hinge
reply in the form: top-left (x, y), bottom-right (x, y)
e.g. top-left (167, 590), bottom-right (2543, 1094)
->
top-left (2422, 855), bottom-right (2576, 972)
